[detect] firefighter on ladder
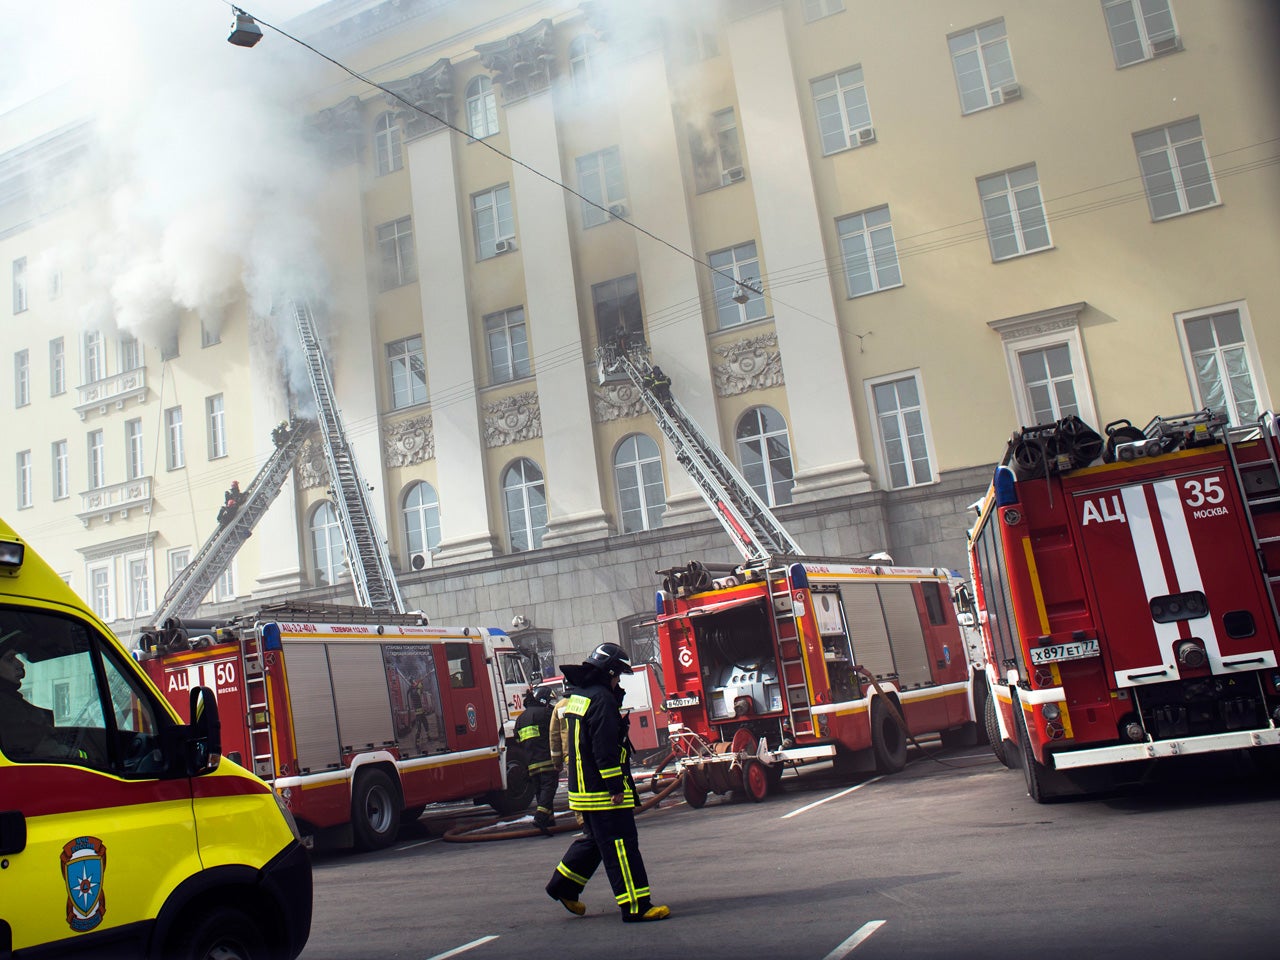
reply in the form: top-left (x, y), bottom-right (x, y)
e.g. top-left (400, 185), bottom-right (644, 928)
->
top-left (515, 683), bottom-right (557, 834)
top-left (544, 643), bottom-right (670, 923)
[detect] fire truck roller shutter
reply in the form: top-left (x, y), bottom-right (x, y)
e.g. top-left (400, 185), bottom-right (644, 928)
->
top-left (839, 583), bottom-right (894, 680)
top-left (326, 643), bottom-right (397, 752)
top-left (879, 583), bottom-right (931, 688)
top-left (279, 642), bottom-right (342, 774)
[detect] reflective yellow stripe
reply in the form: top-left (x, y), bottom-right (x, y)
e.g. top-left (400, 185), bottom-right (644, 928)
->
top-left (598, 766), bottom-right (622, 779)
top-left (557, 862), bottom-right (589, 886)
top-left (516, 726), bottom-right (539, 741)
top-left (616, 838), bottom-right (639, 909)
top-left (565, 694), bottom-right (591, 716)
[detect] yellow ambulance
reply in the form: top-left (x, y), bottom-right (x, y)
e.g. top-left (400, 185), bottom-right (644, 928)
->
top-left (0, 518), bottom-right (311, 959)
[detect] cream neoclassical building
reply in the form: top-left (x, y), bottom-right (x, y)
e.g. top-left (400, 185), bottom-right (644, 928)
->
top-left (2, 0), bottom-right (1276, 669)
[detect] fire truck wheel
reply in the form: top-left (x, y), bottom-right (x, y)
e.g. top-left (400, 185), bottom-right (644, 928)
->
top-left (170, 904), bottom-right (268, 960)
top-left (985, 692), bottom-right (1011, 768)
top-left (683, 770), bottom-right (709, 809)
top-left (352, 768), bottom-right (401, 850)
top-left (741, 759), bottom-right (770, 802)
top-left (1015, 706), bottom-right (1053, 803)
top-left (487, 751), bottom-right (536, 815)
top-left (871, 698), bottom-right (907, 774)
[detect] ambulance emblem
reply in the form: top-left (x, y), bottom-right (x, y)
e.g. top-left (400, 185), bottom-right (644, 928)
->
top-left (61, 836), bottom-right (107, 932)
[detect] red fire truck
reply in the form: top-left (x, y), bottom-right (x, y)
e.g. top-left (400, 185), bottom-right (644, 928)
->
top-left (968, 410), bottom-right (1280, 801)
top-left (137, 604), bottom-right (535, 849)
top-left (655, 557), bottom-right (980, 805)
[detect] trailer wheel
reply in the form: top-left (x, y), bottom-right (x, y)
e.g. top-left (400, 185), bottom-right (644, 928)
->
top-left (871, 697), bottom-right (907, 774)
top-left (985, 692), bottom-right (1011, 768)
top-left (171, 905), bottom-right (268, 960)
top-left (682, 769), bottom-right (709, 809)
top-left (741, 759), bottom-right (770, 802)
top-left (352, 768), bottom-right (401, 850)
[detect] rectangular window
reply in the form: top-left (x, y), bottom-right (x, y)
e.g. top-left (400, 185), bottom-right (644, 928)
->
top-left (1134, 117), bottom-right (1218, 220)
top-left (52, 440), bottom-right (68, 500)
top-left (804, 0), bottom-right (845, 20)
top-left (206, 395), bottom-right (227, 460)
top-left (592, 276), bottom-right (644, 353)
top-left (200, 321), bottom-right (221, 347)
top-left (90, 565), bottom-right (113, 621)
top-left (948, 20), bottom-right (1017, 114)
top-left (1104, 0), bottom-right (1179, 67)
top-left (812, 66), bottom-right (872, 155)
top-left (215, 566), bottom-right (235, 603)
top-left (484, 307), bottom-right (531, 384)
top-left (119, 336), bottom-right (141, 370)
top-left (1017, 345), bottom-right (1081, 425)
top-left (978, 165), bottom-right (1051, 260)
top-left (386, 335), bottom-right (428, 409)
top-left (868, 372), bottom-right (935, 489)
top-left (714, 109), bottom-right (743, 186)
top-left (50, 337), bottom-right (65, 395)
top-left (377, 215), bottom-right (418, 289)
top-left (576, 147), bottom-right (627, 228)
top-left (165, 406), bottom-right (185, 470)
top-left (83, 331), bottom-right (106, 384)
top-left (14, 349), bottom-right (29, 407)
top-left (12, 258), bottom-right (27, 313)
top-left (709, 242), bottom-right (766, 328)
top-left (125, 418), bottom-right (145, 480)
top-left (16, 451), bottom-right (31, 509)
top-left (472, 186), bottom-right (515, 260)
top-left (160, 333), bottom-right (179, 361)
top-left (837, 206), bottom-right (901, 297)
top-left (168, 548), bottom-right (191, 587)
top-left (127, 557), bottom-right (151, 618)
top-left (1178, 305), bottom-right (1265, 426)
top-left (445, 642), bottom-right (476, 688)
top-left (88, 430), bottom-right (105, 489)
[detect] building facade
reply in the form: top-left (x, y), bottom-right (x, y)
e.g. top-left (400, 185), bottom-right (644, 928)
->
top-left (2, 0), bottom-right (1277, 669)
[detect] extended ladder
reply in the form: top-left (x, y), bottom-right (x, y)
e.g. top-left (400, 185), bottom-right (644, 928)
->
top-left (291, 300), bottom-right (404, 613)
top-left (153, 419), bottom-right (317, 624)
top-left (599, 345), bottom-right (803, 564)
top-left (1225, 410), bottom-right (1280, 632)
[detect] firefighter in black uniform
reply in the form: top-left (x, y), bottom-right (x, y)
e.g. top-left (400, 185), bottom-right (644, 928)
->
top-left (544, 643), bottom-right (670, 923)
top-left (515, 682), bottom-right (557, 833)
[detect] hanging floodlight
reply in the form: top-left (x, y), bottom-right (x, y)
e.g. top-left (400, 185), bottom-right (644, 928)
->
top-left (228, 8), bottom-right (264, 47)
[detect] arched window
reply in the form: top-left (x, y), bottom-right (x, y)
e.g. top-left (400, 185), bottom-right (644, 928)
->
top-left (403, 481), bottom-right (441, 567)
top-left (614, 434), bottom-right (665, 533)
top-left (736, 406), bottom-right (794, 507)
top-left (568, 34), bottom-right (599, 97)
top-left (374, 112), bottom-right (402, 175)
top-left (310, 501), bottom-right (346, 586)
top-left (466, 76), bottom-right (499, 139)
top-left (503, 458), bottom-right (547, 552)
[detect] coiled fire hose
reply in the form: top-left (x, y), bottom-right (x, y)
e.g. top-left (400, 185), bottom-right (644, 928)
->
top-left (850, 664), bottom-right (984, 771)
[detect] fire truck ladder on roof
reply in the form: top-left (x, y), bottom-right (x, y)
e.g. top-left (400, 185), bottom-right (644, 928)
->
top-left (291, 300), bottom-right (404, 614)
top-left (240, 625), bottom-right (276, 778)
top-left (598, 344), bottom-right (803, 564)
top-left (769, 568), bottom-right (813, 737)
top-left (153, 418), bottom-right (317, 625)
top-left (1225, 410), bottom-right (1280, 629)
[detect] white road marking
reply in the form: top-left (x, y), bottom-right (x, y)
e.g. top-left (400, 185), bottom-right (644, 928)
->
top-left (781, 776), bottom-right (884, 819)
top-left (424, 935), bottom-right (498, 960)
top-left (821, 920), bottom-right (886, 959)
top-left (397, 838), bottom-right (441, 851)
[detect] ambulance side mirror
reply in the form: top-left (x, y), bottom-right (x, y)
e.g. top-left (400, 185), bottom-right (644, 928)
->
top-left (186, 685), bottom-right (223, 776)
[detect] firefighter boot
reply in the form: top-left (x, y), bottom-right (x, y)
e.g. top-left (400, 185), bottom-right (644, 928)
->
top-left (533, 808), bottom-right (555, 835)
top-left (552, 895), bottom-right (586, 917)
top-left (620, 901), bottom-right (670, 923)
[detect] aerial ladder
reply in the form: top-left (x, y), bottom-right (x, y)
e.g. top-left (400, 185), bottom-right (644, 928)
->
top-left (597, 342), bottom-right (803, 564)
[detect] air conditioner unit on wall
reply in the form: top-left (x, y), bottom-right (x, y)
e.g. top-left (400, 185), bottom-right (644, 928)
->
top-left (856, 126), bottom-right (876, 144)
top-left (494, 238), bottom-right (517, 254)
top-left (997, 83), bottom-right (1022, 102)
top-left (1151, 34), bottom-right (1183, 56)
top-left (725, 166), bottom-right (745, 182)
top-left (410, 551), bottom-right (432, 571)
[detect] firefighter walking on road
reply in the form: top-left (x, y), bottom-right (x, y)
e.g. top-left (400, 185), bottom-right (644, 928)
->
top-left (545, 643), bottom-right (670, 923)
top-left (515, 683), bottom-right (557, 833)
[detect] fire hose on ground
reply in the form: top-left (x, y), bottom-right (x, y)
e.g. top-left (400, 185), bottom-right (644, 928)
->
top-left (850, 664), bottom-right (987, 771)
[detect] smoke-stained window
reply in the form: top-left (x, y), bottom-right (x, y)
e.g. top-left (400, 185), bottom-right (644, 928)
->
top-left (484, 307), bottom-right (530, 384)
top-left (736, 406), bottom-right (794, 507)
top-left (473, 185), bottom-right (515, 260)
top-left (374, 112), bottom-right (403, 175)
top-left (568, 34), bottom-right (601, 99)
top-left (377, 216), bottom-right (418, 289)
top-left (83, 331), bottom-right (106, 384)
top-left (466, 76), bottom-right (499, 139)
top-left (576, 147), bottom-right (626, 228)
top-left (503, 458), bottom-right (547, 552)
top-left (119, 336), bottom-right (141, 370)
top-left (386, 335), bottom-right (428, 409)
top-left (592, 275), bottom-right (643, 364)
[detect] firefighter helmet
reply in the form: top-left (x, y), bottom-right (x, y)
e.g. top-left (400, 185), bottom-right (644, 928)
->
top-left (584, 642), bottom-right (633, 676)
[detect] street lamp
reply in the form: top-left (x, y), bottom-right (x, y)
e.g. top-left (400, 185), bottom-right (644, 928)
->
top-left (228, 8), bottom-right (264, 47)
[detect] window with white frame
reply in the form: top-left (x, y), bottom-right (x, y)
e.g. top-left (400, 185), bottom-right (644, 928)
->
top-left (568, 34), bottom-right (600, 98)
top-left (83, 331), bottom-right (106, 384)
top-left (1017, 345), bottom-right (1081, 426)
top-left (804, 0), bottom-right (845, 21)
top-left (14, 350), bottom-right (29, 407)
top-left (503, 459), bottom-right (547, 552)
top-left (1104, 0), bottom-right (1180, 67)
top-left (837, 206), bottom-right (902, 297)
top-left (214, 565), bottom-right (235, 603)
top-left (119, 336), bottom-right (141, 371)
top-left (200, 320), bottom-right (220, 348)
top-left (466, 76), bottom-right (499, 139)
top-left (377, 216), bottom-right (418, 289)
top-left (402, 481), bottom-right (441, 566)
top-left (50, 338), bottom-right (65, 396)
top-left (592, 276), bottom-right (643, 354)
top-left (125, 418), bottom-right (145, 480)
top-left (165, 406), bottom-right (184, 470)
top-left (576, 147), bottom-right (627, 228)
top-left (386, 336), bottom-right (428, 409)
top-left (948, 20), bottom-right (1017, 114)
top-left (167, 548), bottom-right (191, 589)
top-left (615, 434), bottom-right (666, 533)
top-left (310, 502), bottom-right (345, 586)
top-left (12, 258), bottom-right (27, 314)
top-left (374, 111), bottom-right (403, 176)
top-left (89, 565), bottom-right (113, 621)
top-left (1177, 303), bottom-right (1267, 426)
top-left (16, 451), bottom-right (31, 509)
top-left (812, 67), bottom-right (873, 155)
top-left (473, 185), bottom-right (515, 260)
top-left (206, 394), bottom-right (227, 460)
top-left (710, 242), bottom-right (766, 328)
top-left (713, 109), bottom-right (743, 186)
top-left (989, 302), bottom-right (1099, 431)
top-left (867, 372), bottom-right (935, 489)
top-left (127, 556), bottom-right (152, 619)
top-left (978, 165), bottom-right (1051, 261)
top-left (52, 440), bottom-right (68, 500)
top-left (1134, 118), bottom-right (1218, 220)
top-left (485, 307), bottom-right (531, 384)
top-left (736, 407), bottom-right (794, 507)
top-left (88, 430), bottom-right (105, 489)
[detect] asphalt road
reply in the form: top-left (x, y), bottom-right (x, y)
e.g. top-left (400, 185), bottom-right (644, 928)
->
top-left (300, 743), bottom-right (1280, 960)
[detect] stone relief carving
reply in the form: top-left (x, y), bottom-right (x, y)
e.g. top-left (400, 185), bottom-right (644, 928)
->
top-left (297, 437), bottom-right (330, 490)
top-left (306, 96), bottom-right (363, 161)
top-left (477, 19), bottom-right (555, 103)
top-left (592, 381), bottom-right (647, 422)
top-left (995, 315), bottom-right (1078, 341)
top-left (483, 392), bottom-right (542, 447)
top-left (712, 332), bottom-right (784, 396)
top-left (384, 414), bottom-right (435, 467)
top-left (384, 58), bottom-right (453, 137)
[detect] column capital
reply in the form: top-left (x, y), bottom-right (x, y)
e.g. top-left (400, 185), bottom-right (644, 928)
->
top-left (476, 18), bottom-right (555, 104)
top-left (385, 58), bottom-right (454, 138)
top-left (306, 96), bottom-right (363, 163)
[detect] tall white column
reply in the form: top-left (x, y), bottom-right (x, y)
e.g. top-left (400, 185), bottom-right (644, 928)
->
top-left (727, 3), bottom-right (871, 500)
